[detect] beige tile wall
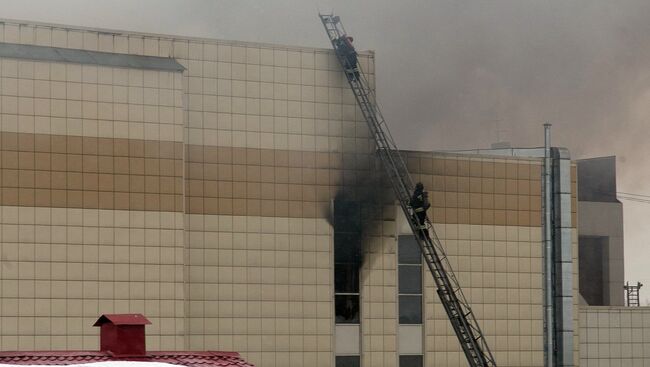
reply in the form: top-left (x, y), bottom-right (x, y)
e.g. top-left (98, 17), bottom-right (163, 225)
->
top-left (0, 56), bottom-right (186, 211)
top-left (0, 18), bottom-right (583, 367)
top-left (422, 224), bottom-right (544, 366)
top-left (0, 58), bottom-right (184, 141)
top-left (164, 21), bottom-right (377, 367)
top-left (0, 206), bottom-right (186, 350)
top-left (184, 214), bottom-right (334, 367)
top-left (406, 152), bottom-right (543, 227)
top-left (580, 306), bottom-right (650, 366)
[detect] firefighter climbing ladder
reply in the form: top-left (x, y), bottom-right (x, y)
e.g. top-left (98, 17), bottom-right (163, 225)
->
top-left (319, 14), bottom-right (497, 367)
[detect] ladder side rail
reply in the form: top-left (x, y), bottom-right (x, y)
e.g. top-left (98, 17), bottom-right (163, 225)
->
top-left (320, 15), bottom-right (412, 189)
top-left (365, 94), bottom-right (494, 365)
top-left (369, 88), bottom-right (496, 364)
top-left (352, 70), bottom-right (406, 165)
top-left (350, 67), bottom-right (495, 366)
top-left (424, 218), bottom-right (497, 363)
top-left (350, 88), bottom-right (413, 200)
top-left (351, 69), bottom-right (415, 194)
top-left (320, 25), bottom-right (406, 175)
top-left (379, 150), bottom-right (491, 366)
top-left (319, 13), bottom-right (496, 367)
top-left (332, 40), bottom-right (495, 367)
top-left (347, 76), bottom-right (414, 193)
top-left (395, 198), bottom-right (490, 366)
top-left (349, 53), bottom-right (492, 363)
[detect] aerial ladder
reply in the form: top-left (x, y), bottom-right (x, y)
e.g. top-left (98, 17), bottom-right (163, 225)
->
top-left (319, 14), bottom-right (497, 367)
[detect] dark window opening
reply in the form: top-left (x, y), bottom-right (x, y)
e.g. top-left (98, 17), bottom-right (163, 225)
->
top-left (399, 235), bottom-right (423, 325)
top-left (399, 265), bottom-right (422, 294)
top-left (399, 295), bottom-right (422, 324)
top-left (398, 235), bottom-right (421, 264)
top-left (335, 294), bottom-right (360, 324)
top-left (335, 263), bottom-right (360, 293)
top-left (334, 232), bottom-right (362, 265)
top-left (334, 200), bottom-right (362, 325)
top-left (333, 200), bottom-right (362, 232)
top-left (399, 355), bottom-right (423, 367)
top-left (336, 355), bottom-right (360, 367)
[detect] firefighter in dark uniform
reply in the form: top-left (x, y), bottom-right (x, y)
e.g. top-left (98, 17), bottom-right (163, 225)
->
top-left (410, 182), bottom-right (431, 239)
top-left (335, 35), bottom-right (359, 77)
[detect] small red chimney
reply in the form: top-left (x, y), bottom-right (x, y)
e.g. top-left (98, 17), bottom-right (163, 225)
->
top-left (93, 314), bottom-right (151, 357)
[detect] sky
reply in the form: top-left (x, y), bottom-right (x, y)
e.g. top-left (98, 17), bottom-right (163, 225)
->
top-left (1, 0), bottom-right (649, 302)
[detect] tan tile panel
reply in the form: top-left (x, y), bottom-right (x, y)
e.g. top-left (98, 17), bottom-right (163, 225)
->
top-left (408, 153), bottom-right (543, 227)
top-left (0, 132), bottom-right (184, 211)
top-left (0, 130), bottom-right (544, 223)
top-left (182, 145), bottom-right (543, 226)
top-left (0, 206), bottom-right (186, 351)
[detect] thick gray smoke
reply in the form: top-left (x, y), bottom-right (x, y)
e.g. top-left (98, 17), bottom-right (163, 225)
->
top-left (328, 155), bottom-right (393, 266)
top-left (3, 0), bottom-right (649, 295)
top-left (360, 1), bottom-right (650, 287)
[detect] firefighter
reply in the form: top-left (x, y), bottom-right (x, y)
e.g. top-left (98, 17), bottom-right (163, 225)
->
top-left (410, 182), bottom-right (431, 239)
top-left (335, 35), bottom-right (359, 76)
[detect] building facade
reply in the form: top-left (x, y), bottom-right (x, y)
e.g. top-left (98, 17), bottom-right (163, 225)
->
top-left (0, 19), bottom-right (583, 367)
top-left (577, 156), bottom-right (624, 306)
top-left (579, 306), bottom-right (650, 366)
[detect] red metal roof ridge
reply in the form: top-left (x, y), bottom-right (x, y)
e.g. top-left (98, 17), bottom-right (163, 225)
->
top-left (0, 351), bottom-right (106, 356)
top-left (151, 352), bottom-right (242, 357)
top-left (93, 314), bottom-right (152, 326)
top-left (0, 351), bottom-right (254, 367)
top-left (0, 351), bottom-right (242, 357)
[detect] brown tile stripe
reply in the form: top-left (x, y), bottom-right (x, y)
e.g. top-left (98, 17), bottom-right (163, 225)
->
top-left (0, 132), bottom-right (184, 211)
top-left (0, 131), bottom-right (550, 226)
top-left (405, 151), bottom-right (576, 227)
top-left (183, 145), bottom-right (545, 226)
top-left (183, 145), bottom-right (376, 219)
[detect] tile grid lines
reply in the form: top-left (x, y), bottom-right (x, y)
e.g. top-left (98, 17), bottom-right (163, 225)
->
top-left (0, 59), bottom-right (183, 142)
top-left (580, 307), bottom-right (650, 365)
top-left (0, 19), bottom-right (584, 367)
top-left (391, 218), bottom-right (547, 365)
top-left (0, 206), bottom-right (185, 350)
top-left (0, 132), bottom-right (184, 211)
top-left (183, 214), bottom-right (334, 363)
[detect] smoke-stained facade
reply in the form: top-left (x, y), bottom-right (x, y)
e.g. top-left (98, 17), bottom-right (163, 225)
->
top-left (0, 19), bottom-right (584, 367)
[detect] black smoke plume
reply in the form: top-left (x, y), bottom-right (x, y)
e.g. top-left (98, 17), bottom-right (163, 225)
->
top-left (329, 152), bottom-right (394, 267)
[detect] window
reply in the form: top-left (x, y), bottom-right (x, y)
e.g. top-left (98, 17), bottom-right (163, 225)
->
top-left (399, 265), bottom-right (422, 294)
top-left (398, 235), bottom-right (423, 324)
top-left (399, 295), bottom-right (422, 324)
top-left (335, 294), bottom-right (360, 324)
top-left (336, 356), bottom-right (360, 367)
top-left (334, 200), bottom-right (361, 324)
top-left (335, 263), bottom-right (360, 294)
top-left (398, 235), bottom-right (424, 364)
top-left (399, 355), bottom-right (423, 367)
top-left (398, 235), bottom-right (421, 264)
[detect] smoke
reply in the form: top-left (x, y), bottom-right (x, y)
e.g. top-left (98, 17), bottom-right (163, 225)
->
top-left (328, 153), bottom-right (393, 266)
top-left (362, 1), bottom-right (650, 286)
top-left (367, 1), bottom-right (650, 168)
top-left (4, 0), bottom-right (649, 292)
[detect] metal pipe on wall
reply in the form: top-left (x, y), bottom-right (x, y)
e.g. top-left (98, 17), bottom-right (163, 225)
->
top-left (543, 123), bottom-right (554, 367)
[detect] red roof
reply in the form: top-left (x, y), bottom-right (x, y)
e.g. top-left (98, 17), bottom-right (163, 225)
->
top-left (93, 314), bottom-right (152, 326)
top-left (0, 351), bottom-right (254, 367)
